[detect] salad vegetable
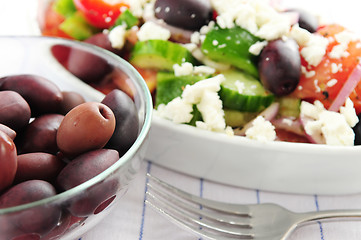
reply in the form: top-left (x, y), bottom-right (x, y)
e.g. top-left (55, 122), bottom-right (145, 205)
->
top-left (39, 0), bottom-right (361, 146)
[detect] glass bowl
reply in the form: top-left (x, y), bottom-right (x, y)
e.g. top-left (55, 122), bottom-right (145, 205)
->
top-left (0, 36), bottom-right (152, 240)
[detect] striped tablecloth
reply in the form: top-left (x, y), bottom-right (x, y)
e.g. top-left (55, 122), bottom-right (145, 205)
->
top-left (81, 160), bottom-right (361, 240)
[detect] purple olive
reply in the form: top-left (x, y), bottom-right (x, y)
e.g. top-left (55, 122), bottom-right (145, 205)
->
top-left (16, 114), bottom-right (64, 155)
top-left (57, 149), bottom-right (120, 217)
top-left (0, 90), bottom-right (31, 131)
top-left (0, 180), bottom-right (61, 239)
top-left (287, 8), bottom-right (319, 33)
top-left (0, 74), bottom-right (63, 116)
top-left (154, 0), bottom-right (213, 31)
top-left (59, 91), bottom-right (86, 115)
top-left (15, 153), bottom-right (65, 183)
top-left (101, 89), bottom-right (139, 156)
top-left (258, 38), bottom-right (301, 96)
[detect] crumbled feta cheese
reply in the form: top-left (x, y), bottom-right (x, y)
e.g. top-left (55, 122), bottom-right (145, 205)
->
top-left (173, 62), bottom-right (194, 76)
top-left (197, 90), bottom-right (226, 131)
top-left (156, 97), bottom-right (193, 124)
top-left (123, 0), bottom-right (148, 17)
top-left (289, 24), bottom-right (311, 46)
top-left (193, 65), bottom-right (216, 75)
top-left (300, 100), bottom-right (356, 146)
top-left (182, 74), bottom-right (225, 104)
top-left (255, 14), bottom-right (291, 41)
top-left (108, 25), bottom-right (127, 49)
top-left (300, 35), bottom-right (329, 66)
top-left (173, 62), bottom-right (216, 76)
top-left (245, 116), bottom-right (276, 142)
top-left (136, 21), bottom-right (171, 41)
top-left (331, 63), bottom-right (343, 73)
top-left (329, 44), bottom-right (349, 59)
top-left (326, 79), bottom-right (338, 87)
top-left (249, 40), bottom-right (268, 55)
top-left (301, 66), bottom-right (316, 78)
top-left (340, 98), bottom-right (359, 127)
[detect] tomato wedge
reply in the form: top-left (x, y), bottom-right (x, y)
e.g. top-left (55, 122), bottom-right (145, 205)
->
top-left (291, 24), bottom-right (361, 114)
top-left (73, 0), bottom-right (129, 29)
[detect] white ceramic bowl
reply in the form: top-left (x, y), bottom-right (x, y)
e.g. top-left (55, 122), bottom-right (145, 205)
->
top-left (145, 0), bottom-right (361, 195)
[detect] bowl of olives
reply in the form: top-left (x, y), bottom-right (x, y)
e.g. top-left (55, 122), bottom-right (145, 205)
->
top-left (0, 36), bottom-right (152, 240)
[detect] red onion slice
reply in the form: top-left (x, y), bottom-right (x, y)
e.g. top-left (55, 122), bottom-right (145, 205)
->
top-left (328, 63), bottom-right (361, 112)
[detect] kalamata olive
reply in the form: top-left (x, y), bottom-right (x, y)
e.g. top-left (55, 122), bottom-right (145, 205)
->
top-left (287, 8), bottom-right (319, 33)
top-left (0, 74), bottom-right (63, 116)
top-left (0, 90), bottom-right (31, 131)
top-left (57, 102), bottom-right (116, 157)
top-left (85, 33), bottom-right (122, 55)
top-left (15, 153), bottom-right (65, 183)
top-left (258, 38), bottom-right (301, 96)
top-left (101, 89), bottom-right (139, 156)
top-left (353, 114), bottom-right (361, 145)
top-left (16, 114), bottom-right (64, 155)
top-left (57, 149), bottom-right (119, 217)
top-left (154, 0), bottom-right (213, 31)
top-left (0, 130), bottom-right (17, 192)
top-left (0, 180), bottom-right (61, 239)
top-left (0, 124), bottom-right (16, 140)
top-left (66, 41), bottom-right (113, 84)
top-left (59, 91), bottom-right (86, 115)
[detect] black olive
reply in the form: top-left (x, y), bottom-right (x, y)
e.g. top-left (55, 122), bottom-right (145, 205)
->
top-left (258, 38), bottom-right (301, 96)
top-left (154, 0), bottom-right (213, 31)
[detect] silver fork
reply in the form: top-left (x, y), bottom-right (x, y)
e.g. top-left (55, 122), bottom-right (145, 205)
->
top-left (145, 173), bottom-right (361, 240)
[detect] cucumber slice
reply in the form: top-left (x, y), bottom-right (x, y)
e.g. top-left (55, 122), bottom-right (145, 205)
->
top-left (201, 26), bottom-right (260, 77)
top-left (277, 97), bottom-right (301, 118)
top-left (224, 109), bottom-right (257, 127)
top-left (59, 12), bottom-right (100, 40)
top-left (112, 9), bottom-right (139, 30)
top-left (155, 71), bottom-right (208, 107)
top-left (219, 69), bottom-right (274, 112)
top-left (130, 40), bottom-right (197, 71)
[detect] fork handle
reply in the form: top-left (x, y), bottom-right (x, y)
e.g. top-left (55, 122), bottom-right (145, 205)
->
top-left (297, 209), bottom-right (361, 224)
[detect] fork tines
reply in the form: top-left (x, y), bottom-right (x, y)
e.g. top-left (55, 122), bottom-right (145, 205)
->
top-left (145, 173), bottom-right (255, 240)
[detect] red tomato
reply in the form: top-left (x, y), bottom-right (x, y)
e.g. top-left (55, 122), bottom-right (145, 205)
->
top-left (73, 0), bottom-right (129, 29)
top-left (0, 130), bottom-right (17, 192)
top-left (291, 24), bottom-right (361, 114)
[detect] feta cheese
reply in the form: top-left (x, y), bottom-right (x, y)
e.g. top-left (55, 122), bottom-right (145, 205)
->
top-left (182, 74), bottom-right (225, 104)
top-left (300, 100), bottom-right (356, 146)
top-left (249, 40), bottom-right (268, 55)
top-left (173, 62), bottom-right (194, 76)
top-left (173, 63), bottom-right (215, 76)
top-left (136, 21), bottom-right (171, 41)
top-left (340, 98), bottom-right (359, 127)
top-left (108, 25), bottom-right (127, 49)
top-left (245, 116), bottom-right (276, 142)
top-left (300, 35), bottom-right (329, 66)
top-left (197, 90), bottom-right (226, 131)
top-left (289, 24), bottom-right (311, 46)
top-left (156, 97), bottom-right (193, 124)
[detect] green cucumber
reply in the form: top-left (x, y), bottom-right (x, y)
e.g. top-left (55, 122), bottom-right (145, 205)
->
top-left (155, 71), bottom-right (208, 107)
top-left (276, 97), bottom-right (301, 118)
top-left (224, 109), bottom-right (257, 127)
top-left (130, 40), bottom-right (197, 71)
top-left (111, 9), bottom-right (139, 30)
top-left (54, 0), bottom-right (76, 17)
top-left (201, 26), bottom-right (260, 77)
top-left (219, 69), bottom-right (274, 112)
top-left (59, 12), bottom-right (100, 40)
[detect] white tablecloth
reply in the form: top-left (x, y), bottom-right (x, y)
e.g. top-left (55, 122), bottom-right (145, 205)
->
top-left (2, 0), bottom-right (361, 239)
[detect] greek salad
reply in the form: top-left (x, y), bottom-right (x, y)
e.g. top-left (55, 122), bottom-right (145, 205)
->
top-left (39, 0), bottom-right (361, 146)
